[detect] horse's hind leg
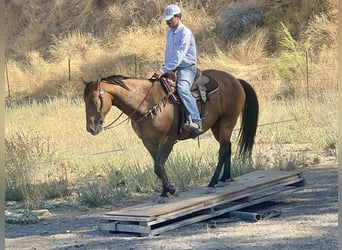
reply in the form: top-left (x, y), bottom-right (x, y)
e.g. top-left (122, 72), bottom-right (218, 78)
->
top-left (208, 119), bottom-right (236, 190)
top-left (208, 141), bottom-right (231, 189)
top-left (219, 141), bottom-right (232, 183)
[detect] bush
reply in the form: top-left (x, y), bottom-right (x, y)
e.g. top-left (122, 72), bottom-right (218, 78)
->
top-left (5, 129), bottom-right (69, 208)
top-left (275, 23), bottom-right (313, 98)
top-left (78, 167), bottom-right (134, 207)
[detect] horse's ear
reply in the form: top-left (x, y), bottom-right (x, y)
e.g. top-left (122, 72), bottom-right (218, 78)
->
top-left (80, 77), bottom-right (88, 85)
top-left (96, 78), bottom-right (101, 89)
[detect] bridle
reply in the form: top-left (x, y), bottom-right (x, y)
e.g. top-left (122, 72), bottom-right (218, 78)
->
top-left (97, 79), bottom-right (165, 130)
top-left (97, 88), bottom-right (125, 130)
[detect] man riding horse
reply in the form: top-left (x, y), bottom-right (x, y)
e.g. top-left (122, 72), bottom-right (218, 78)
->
top-left (152, 4), bottom-right (202, 134)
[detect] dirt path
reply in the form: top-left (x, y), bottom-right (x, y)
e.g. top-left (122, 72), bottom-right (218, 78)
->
top-left (5, 165), bottom-right (338, 250)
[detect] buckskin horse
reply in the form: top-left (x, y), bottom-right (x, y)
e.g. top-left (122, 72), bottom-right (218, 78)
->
top-left (83, 69), bottom-right (259, 203)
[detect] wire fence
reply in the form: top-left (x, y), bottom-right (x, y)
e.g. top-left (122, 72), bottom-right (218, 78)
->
top-left (28, 117), bottom-right (296, 167)
top-left (4, 53), bottom-right (338, 166)
top-left (29, 108), bottom-right (339, 168)
top-left (5, 52), bottom-right (338, 99)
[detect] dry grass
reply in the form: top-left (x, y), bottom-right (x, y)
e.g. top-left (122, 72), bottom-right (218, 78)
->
top-left (4, 0), bottom-right (337, 97)
top-left (5, 0), bottom-right (338, 96)
top-left (215, 0), bottom-right (266, 44)
top-left (4, 0), bottom-right (338, 206)
top-left (304, 13), bottom-right (338, 51)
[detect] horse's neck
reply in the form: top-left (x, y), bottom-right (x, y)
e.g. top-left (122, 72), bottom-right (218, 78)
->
top-left (105, 79), bottom-right (160, 118)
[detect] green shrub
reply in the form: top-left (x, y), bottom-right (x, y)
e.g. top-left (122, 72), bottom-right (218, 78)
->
top-left (78, 166), bottom-right (134, 207)
top-left (275, 23), bottom-right (313, 99)
top-left (78, 181), bottom-right (112, 207)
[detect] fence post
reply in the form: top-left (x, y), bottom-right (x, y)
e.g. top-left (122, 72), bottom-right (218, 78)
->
top-left (5, 60), bottom-right (10, 98)
top-left (305, 50), bottom-right (309, 98)
top-left (134, 54), bottom-right (137, 77)
top-left (68, 58), bottom-right (71, 83)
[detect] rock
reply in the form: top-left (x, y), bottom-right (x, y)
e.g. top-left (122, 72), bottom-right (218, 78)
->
top-left (5, 209), bottom-right (50, 224)
top-left (5, 210), bottom-right (39, 224)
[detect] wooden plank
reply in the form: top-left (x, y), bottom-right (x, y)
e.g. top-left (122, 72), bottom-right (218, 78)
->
top-left (102, 214), bottom-right (153, 222)
top-left (106, 184), bottom-right (304, 236)
top-left (203, 175), bottom-right (305, 207)
top-left (100, 222), bottom-right (149, 234)
top-left (150, 209), bottom-right (217, 236)
top-left (101, 170), bottom-right (305, 236)
top-left (215, 186), bottom-right (305, 215)
top-left (147, 175), bottom-right (303, 226)
top-left (150, 185), bottom-right (304, 236)
top-left (105, 170), bottom-right (301, 218)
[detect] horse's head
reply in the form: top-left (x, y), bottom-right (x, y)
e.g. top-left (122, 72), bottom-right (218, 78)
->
top-left (82, 78), bottom-right (112, 135)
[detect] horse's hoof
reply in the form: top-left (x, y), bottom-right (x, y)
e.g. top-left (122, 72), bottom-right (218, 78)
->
top-left (215, 181), bottom-right (226, 188)
top-left (206, 187), bottom-right (216, 194)
top-left (155, 196), bottom-right (169, 204)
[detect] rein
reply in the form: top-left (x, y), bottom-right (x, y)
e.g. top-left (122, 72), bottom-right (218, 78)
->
top-left (103, 112), bottom-right (125, 130)
top-left (101, 79), bottom-right (159, 130)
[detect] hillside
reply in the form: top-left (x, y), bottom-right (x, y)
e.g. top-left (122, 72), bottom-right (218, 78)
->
top-left (4, 0), bottom-right (338, 97)
top-left (4, 2), bottom-right (338, 242)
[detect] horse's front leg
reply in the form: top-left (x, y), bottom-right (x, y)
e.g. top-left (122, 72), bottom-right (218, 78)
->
top-left (154, 162), bottom-right (178, 203)
top-left (148, 142), bottom-right (178, 203)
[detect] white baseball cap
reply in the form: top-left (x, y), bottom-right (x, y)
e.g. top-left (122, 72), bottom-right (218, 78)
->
top-left (162, 4), bottom-right (181, 21)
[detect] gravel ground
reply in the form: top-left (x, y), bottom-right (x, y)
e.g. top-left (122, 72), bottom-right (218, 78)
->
top-left (5, 165), bottom-right (338, 250)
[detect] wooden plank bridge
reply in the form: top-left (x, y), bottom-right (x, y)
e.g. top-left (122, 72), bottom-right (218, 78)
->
top-left (101, 170), bottom-right (305, 236)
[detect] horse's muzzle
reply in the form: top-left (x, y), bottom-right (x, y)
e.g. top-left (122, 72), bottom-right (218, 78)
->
top-left (87, 124), bottom-right (102, 135)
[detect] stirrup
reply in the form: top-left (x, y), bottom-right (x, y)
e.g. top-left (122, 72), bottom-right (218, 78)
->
top-left (183, 116), bottom-right (202, 133)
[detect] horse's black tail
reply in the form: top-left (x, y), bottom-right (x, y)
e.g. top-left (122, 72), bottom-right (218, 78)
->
top-left (237, 79), bottom-right (259, 159)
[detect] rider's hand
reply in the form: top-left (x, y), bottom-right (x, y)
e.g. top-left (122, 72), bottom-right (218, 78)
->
top-left (152, 70), bottom-right (163, 79)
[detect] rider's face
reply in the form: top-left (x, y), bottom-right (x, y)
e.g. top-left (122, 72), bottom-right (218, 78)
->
top-left (166, 15), bottom-right (180, 30)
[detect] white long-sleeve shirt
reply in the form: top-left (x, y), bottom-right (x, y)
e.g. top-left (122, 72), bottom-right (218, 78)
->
top-left (159, 23), bottom-right (197, 74)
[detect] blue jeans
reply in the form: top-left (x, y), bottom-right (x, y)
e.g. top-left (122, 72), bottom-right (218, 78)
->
top-left (177, 65), bottom-right (201, 122)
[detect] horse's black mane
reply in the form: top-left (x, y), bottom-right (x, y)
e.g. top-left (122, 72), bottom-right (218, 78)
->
top-left (101, 75), bottom-right (128, 84)
top-left (83, 74), bottom-right (150, 97)
top-left (101, 75), bottom-right (131, 90)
